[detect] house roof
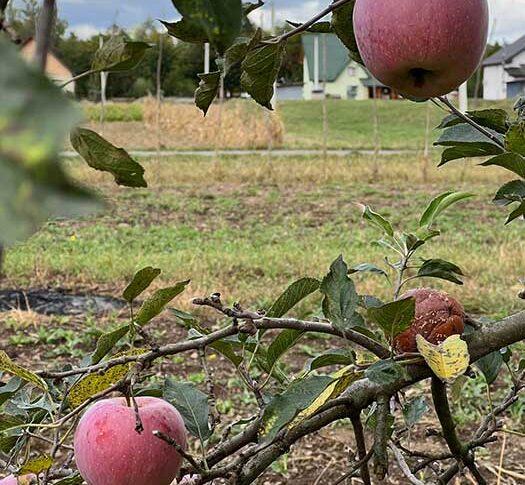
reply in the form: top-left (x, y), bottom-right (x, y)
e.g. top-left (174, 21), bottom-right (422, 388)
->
top-left (302, 33), bottom-right (354, 82)
top-left (505, 66), bottom-right (525, 78)
top-left (19, 38), bottom-right (74, 77)
top-left (483, 35), bottom-right (525, 66)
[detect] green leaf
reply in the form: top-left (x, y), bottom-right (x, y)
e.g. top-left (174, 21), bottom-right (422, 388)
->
top-left (493, 180), bottom-right (525, 206)
top-left (367, 297), bottom-right (415, 341)
top-left (0, 352), bottom-right (48, 391)
top-left (402, 396), bottom-right (428, 428)
top-left (90, 325), bottom-right (130, 365)
top-left (54, 474), bottom-right (84, 485)
top-left (417, 259), bottom-right (464, 285)
top-left (195, 71), bottom-right (221, 116)
top-left (260, 375), bottom-right (333, 441)
top-left (224, 38), bottom-right (250, 74)
top-left (360, 295), bottom-right (384, 309)
top-left (0, 378), bottom-right (26, 407)
top-left (306, 348), bottom-right (356, 372)
top-left (475, 351), bottom-right (503, 385)
top-left (267, 329), bottom-right (304, 369)
top-left (123, 267), bottom-right (162, 303)
top-left (0, 39), bottom-right (99, 246)
top-left (160, 19), bottom-right (208, 43)
top-left (438, 145), bottom-right (499, 165)
top-left (437, 109), bottom-right (510, 134)
top-left (286, 20), bottom-right (333, 33)
top-left (92, 35), bottom-right (151, 72)
top-left (505, 121), bottom-right (525, 156)
top-left (267, 277), bottom-right (320, 318)
top-left (365, 359), bottom-right (406, 386)
top-left (505, 202), bottom-right (525, 224)
top-left (480, 152), bottom-right (525, 178)
top-left (243, 0), bottom-right (264, 15)
top-left (358, 204), bottom-right (394, 237)
top-left (163, 378), bottom-right (212, 440)
top-left (171, 0), bottom-right (242, 54)
top-left (331, 0), bottom-right (363, 64)
top-left (515, 96), bottom-right (525, 120)
top-left (19, 455), bottom-right (53, 474)
top-left (135, 281), bottom-right (190, 326)
top-left (434, 123), bottom-right (505, 150)
top-left (240, 29), bottom-right (286, 109)
top-left (320, 256), bottom-right (361, 330)
top-left (419, 191), bottom-right (475, 227)
top-left (187, 327), bottom-right (243, 368)
top-left (70, 128), bottom-right (147, 188)
top-left (349, 263), bottom-right (388, 279)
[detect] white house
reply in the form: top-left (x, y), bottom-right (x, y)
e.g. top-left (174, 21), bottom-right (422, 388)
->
top-left (483, 35), bottom-right (525, 100)
top-left (302, 34), bottom-right (400, 100)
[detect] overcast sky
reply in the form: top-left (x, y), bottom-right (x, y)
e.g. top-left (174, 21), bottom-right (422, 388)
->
top-left (17, 0), bottom-right (525, 44)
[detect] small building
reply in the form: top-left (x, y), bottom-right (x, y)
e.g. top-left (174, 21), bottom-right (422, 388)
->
top-left (20, 39), bottom-right (75, 94)
top-left (483, 35), bottom-right (525, 100)
top-left (302, 33), bottom-right (400, 100)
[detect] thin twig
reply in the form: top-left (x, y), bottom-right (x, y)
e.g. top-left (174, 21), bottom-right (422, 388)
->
top-left (350, 413), bottom-right (371, 485)
top-left (153, 430), bottom-right (205, 474)
top-left (331, 449), bottom-right (374, 485)
top-left (389, 441), bottom-right (425, 485)
top-left (436, 96), bottom-right (506, 149)
top-left (199, 347), bottom-right (220, 430)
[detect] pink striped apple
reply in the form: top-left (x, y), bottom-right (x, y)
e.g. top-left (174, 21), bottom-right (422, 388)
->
top-left (353, 0), bottom-right (489, 98)
top-left (74, 397), bottom-right (187, 485)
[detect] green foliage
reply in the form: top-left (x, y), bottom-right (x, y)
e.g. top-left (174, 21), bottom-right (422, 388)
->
top-left (0, 352), bottom-right (48, 391)
top-left (306, 348), bottom-right (356, 372)
top-left (367, 297), bottom-right (415, 341)
top-left (359, 205), bottom-right (394, 237)
top-left (90, 325), bottom-right (130, 365)
top-left (402, 396), bottom-right (429, 428)
top-left (260, 375), bottom-right (333, 441)
top-left (437, 109), bottom-right (510, 134)
top-left (475, 351), bottom-right (503, 385)
top-left (0, 39), bottom-right (99, 246)
top-left (320, 256), bottom-right (362, 330)
top-left (91, 35), bottom-right (151, 73)
top-left (419, 191), bottom-right (475, 228)
top-left (195, 71), bottom-right (221, 115)
top-left (266, 277), bottom-right (320, 318)
top-left (365, 360), bottom-right (406, 386)
top-left (123, 266), bottom-right (162, 303)
top-left (83, 103), bottom-right (144, 122)
top-left (169, 0), bottom-right (242, 55)
top-left (163, 378), bottom-right (212, 440)
top-left (266, 330), bottom-right (304, 369)
top-left (240, 29), bottom-right (286, 109)
top-left (331, 0), bottom-right (363, 64)
top-left (135, 281), bottom-right (190, 326)
top-left (417, 259), bottom-right (464, 285)
top-left (70, 128), bottom-right (147, 188)
top-left (19, 455), bottom-right (53, 474)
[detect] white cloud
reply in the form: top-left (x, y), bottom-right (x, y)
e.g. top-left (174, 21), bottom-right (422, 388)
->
top-left (68, 23), bottom-right (100, 39)
top-left (489, 0), bottom-right (525, 43)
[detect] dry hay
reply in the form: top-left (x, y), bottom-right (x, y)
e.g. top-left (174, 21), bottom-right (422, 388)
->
top-left (142, 97), bottom-right (284, 150)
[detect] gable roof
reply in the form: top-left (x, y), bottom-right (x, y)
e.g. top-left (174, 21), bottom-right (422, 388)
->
top-left (19, 38), bottom-right (73, 77)
top-left (302, 33), bottom-right (352, 82)
top-left (483, 35), bottom-right (525, 66)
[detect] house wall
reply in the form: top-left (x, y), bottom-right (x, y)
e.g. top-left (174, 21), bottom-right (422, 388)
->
top-left (303, 59), bottom-right (369, 100)
top-left (484, 50), bottom-right (525, 100)
top-left (483, 65), bottom-right (506, 99)
top-left (20, 40), bottom-right (75, 93)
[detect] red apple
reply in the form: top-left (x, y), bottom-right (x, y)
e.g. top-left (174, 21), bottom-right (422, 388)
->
top-left (353, 0), bottom-right (489, 98)
top-left (74, 397), bottom-right (187, 485)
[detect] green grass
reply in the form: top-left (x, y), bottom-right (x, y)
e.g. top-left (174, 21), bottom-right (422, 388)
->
top-left (278, 98), bottom-right (516, 149)
top-left (82, 102), bottom-right (144, 122)
top-left (4, 154), bottom-right (523, 319)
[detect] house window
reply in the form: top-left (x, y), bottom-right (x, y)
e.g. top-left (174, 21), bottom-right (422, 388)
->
top-left (347, 65), bottom-right (357, 77)
top-left (347, 85), bottom-right (358, 99)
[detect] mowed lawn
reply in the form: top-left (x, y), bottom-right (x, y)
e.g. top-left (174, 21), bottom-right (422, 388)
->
top-left (279, 98), bottom-right (517, 149)
top-left (4, 153), bottom-right (523, 320)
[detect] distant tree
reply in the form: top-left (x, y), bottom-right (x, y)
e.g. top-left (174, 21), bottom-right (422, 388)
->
top-left (7, 0), bottom-right (66, 42)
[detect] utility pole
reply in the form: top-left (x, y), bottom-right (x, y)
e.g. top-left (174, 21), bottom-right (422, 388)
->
top-left (270, 1), bottom-right (277, 108)
top-left (313, 35), bottom-right (320, 91)
top-left (322, 33), bottom-right (328, 163)
top-left (156, 33), bottom-right (164, 155)
top-left (458, 82), bottom-right (468, 113)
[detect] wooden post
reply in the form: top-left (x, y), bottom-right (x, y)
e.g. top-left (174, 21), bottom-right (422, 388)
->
top-left (156, 34), bottom-right (164, 155)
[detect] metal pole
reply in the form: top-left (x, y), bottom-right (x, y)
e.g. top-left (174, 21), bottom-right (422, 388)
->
top-left (99, 35), bottom-right (107, 132)
top-left (313, 35), bottom-right (320, 91)
top-left (204, 43), bottom-right (210, 74)
top-left (458, 82), bottom-right (468, 113)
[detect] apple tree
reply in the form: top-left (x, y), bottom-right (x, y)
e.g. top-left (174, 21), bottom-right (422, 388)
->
top-left (0, 0), bottom-right (524, 484)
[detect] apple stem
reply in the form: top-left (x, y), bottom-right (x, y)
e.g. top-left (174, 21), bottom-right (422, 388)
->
top-left (436, 96), bottom-right (506, 149)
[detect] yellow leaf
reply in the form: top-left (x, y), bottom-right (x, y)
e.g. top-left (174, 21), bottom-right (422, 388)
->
top-left (416, 334), bottom-right (469, 384)
top-left (289, 366), bottom-right (363, 427)
top-left (19, 454), bottom-right (53, 474)
top-left (0, 351), bottom-right (48, 391)
top-left (68, 348), bottom-right (148, 409)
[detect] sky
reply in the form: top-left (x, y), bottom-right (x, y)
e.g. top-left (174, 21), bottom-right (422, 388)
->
top-left (15, 0), bottom-right (525, 44)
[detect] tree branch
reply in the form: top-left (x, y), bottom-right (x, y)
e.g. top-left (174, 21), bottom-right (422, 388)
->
top-left (35, 0), bottom-right (56, 71)
top-left (350, 412), bottom-right (371, 485)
